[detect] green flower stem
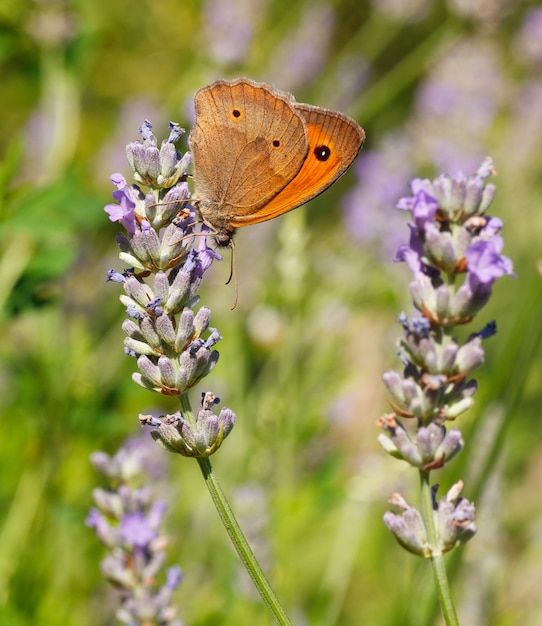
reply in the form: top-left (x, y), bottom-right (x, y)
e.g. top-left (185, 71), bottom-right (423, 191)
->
top-left (178, 393), bottom-right (291, 625)
top-left (196, 456), bottom-right (292, 626)
top-left (419, 470), bottom-right (459, 626)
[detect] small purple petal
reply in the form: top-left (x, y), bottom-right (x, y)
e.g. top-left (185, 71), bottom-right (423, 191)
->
top-left (105, 176), bottom-right (137, 236)
top-left (411, 189), bottom-right (440, 230)
top-left (120, 511), bottom-right (157, 548)
top-left (166, 565), bottom-right (183, 590)
top-left (466, 237), bottom-right (515, 289)
top-left (106, 269), bottom-right (127, 284)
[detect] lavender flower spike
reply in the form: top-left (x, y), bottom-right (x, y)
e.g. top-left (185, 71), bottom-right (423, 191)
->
top-left (104, 121), bottom-right (235, 457)
top-left (379, 159), bottom-right (514, 622)
top-left (87, 435), bottom-right (183, 626)
top-left (101, 120), bottom-right (288, 625)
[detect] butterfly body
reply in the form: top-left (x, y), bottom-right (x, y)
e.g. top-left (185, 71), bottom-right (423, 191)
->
top-left (189, 78), bottom-right (365, 246)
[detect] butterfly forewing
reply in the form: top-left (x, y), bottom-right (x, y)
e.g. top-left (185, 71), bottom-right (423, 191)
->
top-left (190, 79), bottom-right (309, 218)
top-left (229, 103), bottom-right (365, 227)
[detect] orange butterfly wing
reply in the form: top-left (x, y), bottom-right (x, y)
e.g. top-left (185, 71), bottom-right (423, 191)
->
top-left (229, 104), bottom-right (365, 228)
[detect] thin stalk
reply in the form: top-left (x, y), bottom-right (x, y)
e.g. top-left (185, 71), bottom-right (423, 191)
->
top-left (178, 394), bottom-right (291, 625)
top-left (419, 470), bottom-right (459, 626)
top-left (197, 457), bottom-right (292, 626)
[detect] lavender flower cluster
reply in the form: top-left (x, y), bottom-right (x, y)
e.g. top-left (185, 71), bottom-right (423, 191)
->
top-left (87, 435), bottom-right (183, 625)
top-left (379, 158), bottom-right (514, 556)
top-left (104, 121), bottom-right (235, 457)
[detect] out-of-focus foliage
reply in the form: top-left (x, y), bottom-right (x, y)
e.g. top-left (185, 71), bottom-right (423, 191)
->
top-left (1, 0), bottom-right (541, 624)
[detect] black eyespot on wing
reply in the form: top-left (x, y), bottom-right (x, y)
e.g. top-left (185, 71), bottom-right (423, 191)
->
top-left (314, 145), bottom-right (331, 161)
top-left (232, 108), bottom-right (242, 118)
top-left (272, 139), bottom-right (280, 147)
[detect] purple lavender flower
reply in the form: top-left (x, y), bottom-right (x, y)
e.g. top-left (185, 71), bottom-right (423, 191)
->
top-left (104, 174), bottom-right (138, 237)
top-left (466, 236), bottom-right (515, 293)
top-left (87, 435), bottom-right (183, 625)
top-left (105, 122), bottom-right (235, 455)
top-left (120, 510), bottom-right (159, 548)
top-left (394, 158), bottom-right (514, 324)
top-left (380, 159), bottom-right (513, 586)
top-left (413, 38), bottom-right (507, 173)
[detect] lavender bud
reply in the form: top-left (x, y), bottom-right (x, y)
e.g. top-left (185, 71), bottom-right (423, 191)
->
top-left (416, 424), bottom-right (446, 465)
top-left (119, 250), bottom-right (146, 272)
top-left (424, 226), bottom-right (458, 274)
top-left (434, 429), bottom-right (464, 464)
top-left (193, 306), bottom-right (211, 336)
top-left (155, 314), bottom-right (176, 346)
top-left (136, 355), bottom-right (162, 388)
top-left (122, 319), bottom-right (143, 340)
top-left (377, 414), bottom-right (422, 466)
top-left (435, 482), bottom-right (477, 552)
top-left (158, 356), bottom-right (177, 389)
top-left (148, 405), bottom-right (236, 458)
top-left (160, 221), bottom-right (193, 269)
top-left (123, 276), bottom-right (155, 309)
top-left (443, 395), bottom-right (475, 420)
top-left (166, 270), bottom-right (194, 314)
top-left (455, 337), bottom-right (485, 372)
top-left (441, 339), bottom-right (458, 372)
top-left (132, 225), bottom-right (162, 268)
top-left (152, 271), bottom-right (170, 301)
top-left (382, 370), bottom-right (406, 403)
top-left (139, 316), bottom-right (161, 349)
top-left (383, 494), bottom-right (430, 557)
top-left (158, 141), bottom-right (182, 183)
top-left (124, 337), bottom-right (161, 357)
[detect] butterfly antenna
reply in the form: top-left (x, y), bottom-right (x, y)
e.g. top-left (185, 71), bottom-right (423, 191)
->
top-left (226, 240), bottom-right (239, 310)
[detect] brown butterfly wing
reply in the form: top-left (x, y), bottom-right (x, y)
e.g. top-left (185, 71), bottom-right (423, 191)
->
top-left (229, 104), bottom-right (365, 228)
top-left (189, 79), bottom-right (309, 237)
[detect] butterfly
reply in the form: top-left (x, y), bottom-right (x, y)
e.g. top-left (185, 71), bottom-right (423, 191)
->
top-left (189, 78), bottom-right (365, 246)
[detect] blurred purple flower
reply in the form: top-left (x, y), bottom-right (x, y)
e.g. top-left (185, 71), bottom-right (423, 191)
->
top-left (264, 3), bottom-right (335, 91)
top-left (89, 435), bottom-right (183, 624)
top-left (505, 78), bottom-right (542, 173)
top-left (203, 0), bottom-right (269, 65)
top-left (90, 431), bottom-right (167, 483)
top-left (414, 38), bottom-right (507, 173)
top-left (344, 38), bottom-right (509, 251)
top-left (166, 566), bottom-right (183, 590)
top-left (121, 511), bottom-right (158, 548)
top-left (342, 133), bottom-right (414, 257)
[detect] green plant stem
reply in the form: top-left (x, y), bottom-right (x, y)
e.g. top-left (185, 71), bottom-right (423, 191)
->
top-left (197, 456), bottom-right (292, 626)
top-left (419, 470), bottom-right (459, 626)
top-left (177, 394), bottom-right (291, 625)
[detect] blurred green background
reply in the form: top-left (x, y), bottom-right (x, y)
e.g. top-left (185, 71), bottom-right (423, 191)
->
top-left (1, 0), bottom-right (541, 624)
